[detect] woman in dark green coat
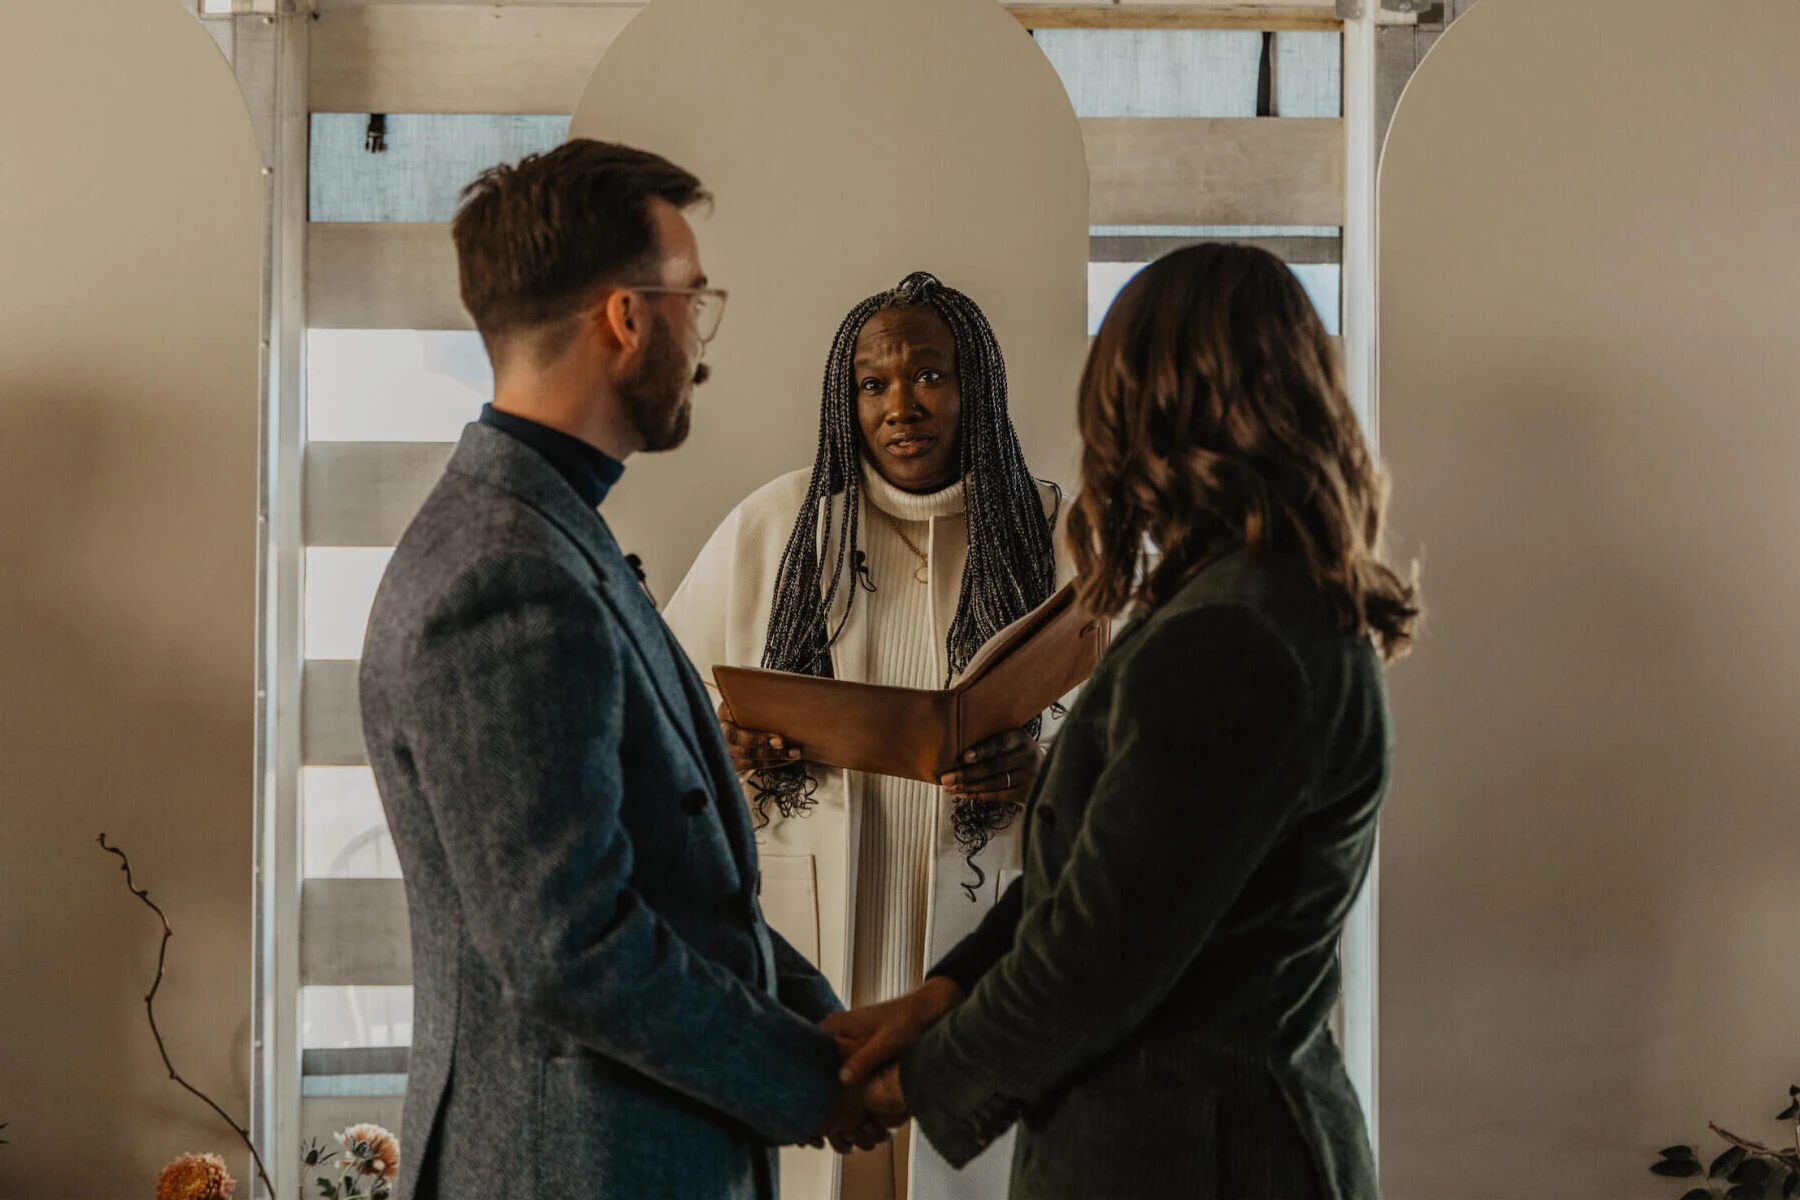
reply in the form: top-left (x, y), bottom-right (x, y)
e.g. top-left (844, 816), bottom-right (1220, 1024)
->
top-left (824, 243), bottom-right (1419, 1199)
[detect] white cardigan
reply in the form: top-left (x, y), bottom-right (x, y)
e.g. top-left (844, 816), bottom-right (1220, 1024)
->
top-left (663, 466), bottom-right (1075, 1200)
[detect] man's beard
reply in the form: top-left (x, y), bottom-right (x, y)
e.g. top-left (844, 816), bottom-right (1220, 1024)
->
top-left (618, 313), bottom-right (708, 453)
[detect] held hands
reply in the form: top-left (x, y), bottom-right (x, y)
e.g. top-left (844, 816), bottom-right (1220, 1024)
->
top-left (942, 728), bottom-right (1044, 806)
top-left (800, 1084), bottom-right (893, 1154)
top-left (717, 699), bottom-right (804, 775)
top-left (800, 977), bottom-right (966, 1151)
top-left (823, 977), bottom-right (965, 1091)
top-left (815, 976), bottom-right (968, 1139)
top-left (862, 1063), bottom-right (907, 1129)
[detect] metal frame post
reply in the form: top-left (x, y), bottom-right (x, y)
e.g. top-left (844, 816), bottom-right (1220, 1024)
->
top-left (239, 4), bottom-right (308, 1194)
top-left (1338, 0), bottom-right (1382, 1168)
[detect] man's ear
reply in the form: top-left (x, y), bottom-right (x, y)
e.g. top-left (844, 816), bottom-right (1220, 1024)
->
top-left (590, 287), bottom-right (645, 356)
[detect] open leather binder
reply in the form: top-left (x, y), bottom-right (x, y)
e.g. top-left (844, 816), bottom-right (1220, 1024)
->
top-left (712, 583), bottom-right (1109, 784)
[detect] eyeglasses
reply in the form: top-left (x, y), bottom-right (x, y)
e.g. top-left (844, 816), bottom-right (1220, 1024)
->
top-left (628, 286), bottom-right (729, 344)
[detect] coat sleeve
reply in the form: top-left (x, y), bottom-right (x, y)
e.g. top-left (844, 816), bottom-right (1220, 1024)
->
top-left (769, 926), bottom-right (843, 1021)
top-left (400, 552), bottom-right (840, 1145)
top-left (901, 605), bottom-right (1313, 1166)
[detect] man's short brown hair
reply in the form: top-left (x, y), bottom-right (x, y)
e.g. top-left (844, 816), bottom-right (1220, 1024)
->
top-left (452, 139), bottom-right (708, 360)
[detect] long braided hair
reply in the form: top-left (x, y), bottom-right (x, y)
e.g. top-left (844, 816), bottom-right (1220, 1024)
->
top-left (754, 271), bottom-right (1059, 890)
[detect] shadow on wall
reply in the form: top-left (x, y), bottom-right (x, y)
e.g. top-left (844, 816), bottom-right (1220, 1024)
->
top-left (1381, 342), bottom-right (1800, 1190)
top-left (0, 386), bottom-right (255, 1188)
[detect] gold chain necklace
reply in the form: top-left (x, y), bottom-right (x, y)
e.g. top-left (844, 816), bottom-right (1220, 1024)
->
top-left (879, 510), bottom-right (930, 584)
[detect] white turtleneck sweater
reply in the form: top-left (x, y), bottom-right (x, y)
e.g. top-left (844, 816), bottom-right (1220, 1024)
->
top-left (664, 462), bottom-right (1070, 1200)
top-left (849, 467), bottom-right (966, 1008)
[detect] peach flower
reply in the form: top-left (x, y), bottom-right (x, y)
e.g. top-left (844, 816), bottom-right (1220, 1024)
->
top-left (155, 1153), bottom-right (236, 1200)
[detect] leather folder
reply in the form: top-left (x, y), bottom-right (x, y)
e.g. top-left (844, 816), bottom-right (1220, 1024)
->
top-left (712, 582), bottom-right (1109, 784)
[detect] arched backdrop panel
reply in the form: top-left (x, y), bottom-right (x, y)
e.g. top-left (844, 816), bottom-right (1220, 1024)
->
top-left (1377, 0), bottom-right (1800, 1194)
top-left (571, 5), bottom-right (1086, 1195)
top-left (569, 0), bottom-right (1090, 605)
top-left (0, 1), bottom-right (262, 1192)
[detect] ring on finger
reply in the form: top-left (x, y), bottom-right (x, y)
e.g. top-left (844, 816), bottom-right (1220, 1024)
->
top-left (1004, 770), bottom-right (1013, 790)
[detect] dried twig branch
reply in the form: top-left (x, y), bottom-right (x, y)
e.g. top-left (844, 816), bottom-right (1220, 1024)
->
top-left (1709, 1122), bottom-right (1778, 1157)
top-left (97, 833), bottom-right (274, 1197)
top-left (1708, 1122), bottom-right (1800, 1166)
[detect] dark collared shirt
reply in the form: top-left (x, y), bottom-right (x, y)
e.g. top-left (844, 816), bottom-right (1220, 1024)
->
top-left (478, 403), bottom-right (625, 508)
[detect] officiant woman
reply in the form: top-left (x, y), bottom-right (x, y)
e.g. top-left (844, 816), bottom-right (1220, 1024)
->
top-left (662, 269), bottom-right (1079, 1200)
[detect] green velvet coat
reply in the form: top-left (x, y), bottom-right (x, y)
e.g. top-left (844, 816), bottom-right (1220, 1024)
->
top-left (902, 549), bottom-right (1389, 1200)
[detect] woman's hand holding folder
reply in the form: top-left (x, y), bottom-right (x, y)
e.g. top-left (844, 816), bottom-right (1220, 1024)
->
top-left (719, 691), bottom-right (1041, 804)
top-left (942, 727), bottom-right (1044, 806)
top-left (716, 698), bottom-right (805, 775)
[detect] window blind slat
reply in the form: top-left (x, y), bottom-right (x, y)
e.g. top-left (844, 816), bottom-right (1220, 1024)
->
top-left (300, 878), bottom-right (412, 986)
top-left (307, 223), bottom-right (470, 330)
top-left (1084, 116), bottom-right (1344, 226)
top-left (311, 4), bottom-right (640, 114)
top-left (301, 1094), bottom-right (406, 1142)
top-left (303, 659), bottom-right (367, 767)
top-left (306, 441), bottom-right (456, 545)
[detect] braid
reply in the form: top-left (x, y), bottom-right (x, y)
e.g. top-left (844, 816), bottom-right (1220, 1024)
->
top-left (749, 294), bottom-right (885, 821)
top-left (753, 271), bottom-right (1058, 897)
top-left (930, 279), bottom-right (1060, 683)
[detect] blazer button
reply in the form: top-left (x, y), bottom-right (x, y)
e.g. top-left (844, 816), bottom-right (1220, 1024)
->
top-left (681, 789), bottom-right (709, 816)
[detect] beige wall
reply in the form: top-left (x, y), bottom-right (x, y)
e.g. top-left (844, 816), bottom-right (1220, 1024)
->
top-left (569, 0), bottom-right (1091, 602)
top-left (0, 1), bottom-right (263, 1194)
top-left (1377, 0), bottom-right (1800, 1194)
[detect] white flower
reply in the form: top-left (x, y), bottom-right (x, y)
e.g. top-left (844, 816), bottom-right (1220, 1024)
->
top-left (333, 1123), bottom-right (401, 1181)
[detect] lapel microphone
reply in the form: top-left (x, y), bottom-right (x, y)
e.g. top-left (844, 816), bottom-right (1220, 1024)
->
top-left (623, 553), bottom-right (657, 608)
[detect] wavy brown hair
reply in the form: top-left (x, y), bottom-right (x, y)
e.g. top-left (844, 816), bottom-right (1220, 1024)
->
top-left (1067, 242), bottom-right (1419, 660)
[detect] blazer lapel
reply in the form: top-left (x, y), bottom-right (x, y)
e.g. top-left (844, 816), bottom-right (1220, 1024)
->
top-left (444, 424), bottom-right (759, 872)
top-left (584, 521), bottom-right (762, 878)
top-left (582, 520), bottom-right (712, 767)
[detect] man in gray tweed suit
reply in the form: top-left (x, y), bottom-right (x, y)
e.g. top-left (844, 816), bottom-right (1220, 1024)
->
top-left (359, 140), bottom-right (864, 1198)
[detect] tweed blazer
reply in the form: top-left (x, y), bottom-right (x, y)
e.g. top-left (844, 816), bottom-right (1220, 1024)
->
top-left (902, 550), bottom-right (1389, 1200)
top-left (359, 423), bottom-right (843, 1200)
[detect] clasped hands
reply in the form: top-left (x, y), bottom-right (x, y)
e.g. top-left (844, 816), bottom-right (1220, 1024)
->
top-left (801, 976), bottom-right (967, 1153)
